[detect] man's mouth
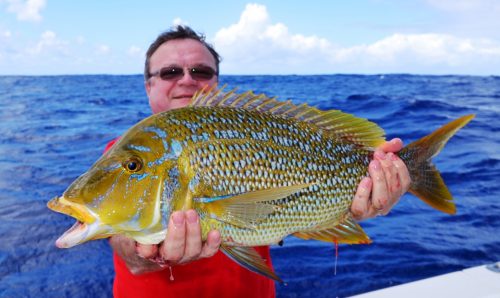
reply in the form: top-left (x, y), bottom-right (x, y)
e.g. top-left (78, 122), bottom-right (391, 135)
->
top-left (173, 94), bottom-right (194, 100)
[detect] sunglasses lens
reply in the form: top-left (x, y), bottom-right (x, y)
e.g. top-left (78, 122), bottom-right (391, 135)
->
top-left (159, 67), bottom-right (184, 80)
top-left (154, 66), bottom-right (216, 81)
top-left (190, 66), bottom-right (216, 81)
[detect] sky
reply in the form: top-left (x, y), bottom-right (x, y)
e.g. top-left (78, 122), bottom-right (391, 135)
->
top-left (1, 0), bottom-right (500, 75)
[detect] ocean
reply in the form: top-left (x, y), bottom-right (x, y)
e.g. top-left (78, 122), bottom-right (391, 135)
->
top-left (0, 74), bottom-right (499, 297)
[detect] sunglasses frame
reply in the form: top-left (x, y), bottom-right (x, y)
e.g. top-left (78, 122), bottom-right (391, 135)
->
top-left (149, 65), bottom-right (217, 81)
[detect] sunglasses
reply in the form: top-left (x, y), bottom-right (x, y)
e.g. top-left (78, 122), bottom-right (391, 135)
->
top-left (149, 66), bottom-right (217, 81)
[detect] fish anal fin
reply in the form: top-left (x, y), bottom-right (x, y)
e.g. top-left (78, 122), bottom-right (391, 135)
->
top-left (220, 245), bottom-right (283, 283)
top-left (293, 216), bottom-right (372, 245)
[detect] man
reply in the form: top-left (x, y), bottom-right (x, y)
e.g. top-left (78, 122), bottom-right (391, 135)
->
top-left (109, 25), bottom-right (410, 297)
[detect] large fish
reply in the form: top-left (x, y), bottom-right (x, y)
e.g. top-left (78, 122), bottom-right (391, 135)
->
top-left (48, 87), bottom-right (474, 281)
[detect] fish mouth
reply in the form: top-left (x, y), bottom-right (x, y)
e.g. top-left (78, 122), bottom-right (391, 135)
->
top-left (47, 196), bottom-right (96, 224)
top-left (47, 196), bottom-right (108, 248)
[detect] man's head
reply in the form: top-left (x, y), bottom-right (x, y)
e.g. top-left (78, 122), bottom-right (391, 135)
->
top-left (144, 26), bottom-right (221, 113)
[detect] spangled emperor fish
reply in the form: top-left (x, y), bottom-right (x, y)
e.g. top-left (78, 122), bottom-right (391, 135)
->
top-left (48, 87), bottom-right (474, 281)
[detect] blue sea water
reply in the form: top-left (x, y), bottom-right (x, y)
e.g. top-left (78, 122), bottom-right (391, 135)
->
top-left (0, 74), bottom-right (499, 297)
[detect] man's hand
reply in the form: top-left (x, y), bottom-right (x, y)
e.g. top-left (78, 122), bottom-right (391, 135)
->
top-left (109, 209), bottom-right (221, 275)
top-left (351, 138), bottom-right (411, 220)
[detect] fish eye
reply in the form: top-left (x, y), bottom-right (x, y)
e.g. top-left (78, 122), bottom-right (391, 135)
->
top-left (123, 158), bottom-right (142, 172)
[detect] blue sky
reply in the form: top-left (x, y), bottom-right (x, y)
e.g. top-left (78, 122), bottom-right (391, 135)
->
top-left (1, 0), bottom-right (500, 75)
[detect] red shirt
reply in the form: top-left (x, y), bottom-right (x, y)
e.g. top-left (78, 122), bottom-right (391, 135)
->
top-left (105, 139), bottom-right (276, 298)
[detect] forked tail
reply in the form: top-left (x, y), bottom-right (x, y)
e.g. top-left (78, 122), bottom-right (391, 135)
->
top-left (399, 114), bottom-right (475, 214)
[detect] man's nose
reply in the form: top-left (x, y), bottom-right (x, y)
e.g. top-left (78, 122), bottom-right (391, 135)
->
top-left (177, 70), bottom-right (196, 85)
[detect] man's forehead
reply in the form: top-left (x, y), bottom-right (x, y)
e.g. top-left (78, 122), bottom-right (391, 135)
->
top-left (150, 39), bottom-right (215, 67)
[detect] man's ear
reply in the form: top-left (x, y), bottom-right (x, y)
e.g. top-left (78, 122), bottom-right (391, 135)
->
top-left (145, 80), bottom-right (152, 97)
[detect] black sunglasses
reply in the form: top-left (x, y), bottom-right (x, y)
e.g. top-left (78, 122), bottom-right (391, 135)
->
top-left (149, 66), bottom-right (217, 81)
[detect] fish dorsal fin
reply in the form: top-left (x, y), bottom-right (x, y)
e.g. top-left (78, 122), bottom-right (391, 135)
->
top-left (191, 86), bottom-right (385, 148)
top-left (293, 215), bottom-right (372, 245)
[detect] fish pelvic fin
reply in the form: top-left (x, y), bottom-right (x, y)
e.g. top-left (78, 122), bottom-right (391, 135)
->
top-left (220, 245), bottom-right (283, 283)
top-left (400, 114), bottom-right (475, 214)
top-left (191, 87), bottom-right (386, 148)
top-left (195, 184), bottom-right (313, 229)
top-left (293, 215), bottom-right (372, 245)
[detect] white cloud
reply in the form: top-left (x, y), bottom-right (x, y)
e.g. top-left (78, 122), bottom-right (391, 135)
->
top-left (75, 36), bottom-right (85, 45)
top-left (95, 44), bottom-right (110, 55)
top-left (173, 17), bottom-right (188, 26)
top-left (425, 0), bottom-right (500, 12)
top-left (127, 45), bottom-right (142, 57)
top-left (27, 30), bottom-right (69, 56)
top-left (333, 34), bottom-right (500, 71)
top-left (424, 0), bottom-right (500, 40)
top-left (3, 0), bottom-right (46, 22)
top-left (213, 3), bottom-right (500, 75)
top-left (213, 3), bottom-right (333, 72)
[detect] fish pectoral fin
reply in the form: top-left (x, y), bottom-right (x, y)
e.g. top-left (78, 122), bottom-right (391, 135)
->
top-left (220, 245), bottom-right (283, 283)
top-left (293, 216), bottom-right (372, 245)
top-left (196, 184), bottom-right (313, 229)
top-left (205, 204), bottom-right (275, 229)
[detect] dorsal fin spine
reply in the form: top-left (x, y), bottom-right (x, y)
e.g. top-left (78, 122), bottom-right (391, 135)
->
top-left (189, 87), bottom-right (386, 148)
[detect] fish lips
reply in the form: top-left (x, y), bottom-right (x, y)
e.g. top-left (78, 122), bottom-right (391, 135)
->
top-left (47, 196), bottom-right (109, 248)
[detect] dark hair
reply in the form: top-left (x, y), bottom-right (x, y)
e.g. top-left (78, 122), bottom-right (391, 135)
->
top-left (144, 25), bottom-right (221, 80)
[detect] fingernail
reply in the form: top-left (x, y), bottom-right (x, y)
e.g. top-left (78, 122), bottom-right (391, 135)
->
top-left (392, 138), bottom-right (402, 145)
top-left (370, 160), bottom-right (381, 170)
top-left (374, 151), bottom-right (385, 160)
top-left (135, 244), bottom-right (144, 258)
top-left (360, 177), bottom-right (372, 189)
top-left (386, 152), bottom-right (394, 160)
top-left (390, 153), bottom-right (399, 161)
top-left (172, 212), bottom-right (184, 228)
top-left (186, 210), bottom-right (198, 224)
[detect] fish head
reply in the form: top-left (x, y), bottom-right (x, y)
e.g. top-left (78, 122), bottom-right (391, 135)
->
top-left (48, 118), bottom-right (179, 248)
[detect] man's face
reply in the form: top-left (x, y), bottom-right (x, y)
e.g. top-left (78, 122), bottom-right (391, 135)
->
top-left (145, 38), bottom-right (218, 114)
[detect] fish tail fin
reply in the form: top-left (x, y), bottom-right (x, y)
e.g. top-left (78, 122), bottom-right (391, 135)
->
top-left (399, 114), bottom-right (475, 214)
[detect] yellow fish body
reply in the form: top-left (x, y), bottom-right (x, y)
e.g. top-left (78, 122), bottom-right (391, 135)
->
top-left (48, 87), bottom-right (474, 281)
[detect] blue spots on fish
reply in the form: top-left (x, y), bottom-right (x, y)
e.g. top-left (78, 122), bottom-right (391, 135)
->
top-left (188, 174), bottom-right (200, 193)
top-left (170, 139), bottom-right (183, 157)
top-left (130, 173), bottom-right (149, 182)
top-left (144, 126), bottom-right (167, 139)
top-left (180, 119), bottom-right (202, 133)
top-left (250, 130), bottom-right (269, 141)
top-left (194, 194), bottom-right (233, 203)
top-left (127, 144), bottom-right (151, 152)
top-left (147, 139), bottom-right (183, 168)
top-left (102, 163), bottom-right (121, 172)
top-left (161, 167), bottom-right (180, 223)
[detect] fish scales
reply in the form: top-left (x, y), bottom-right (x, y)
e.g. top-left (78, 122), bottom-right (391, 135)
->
top-left (161, 106), bottom-right (372, 246)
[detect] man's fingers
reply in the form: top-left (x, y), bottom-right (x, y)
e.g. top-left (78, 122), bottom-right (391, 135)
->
top-left (391, 153), bottom-right (411, 193)
top-left (109, 235), bottom-right (163, 275)
top-left (159, 211), bottom-right (186, 264)
top-left (182, 209), bottom-right (203, 262)
top-left (381, 152), bottom-right (400, 200)
top-left (200, 230), bottom-right (222, 259)
top-left (136, 243), bottom-right (158, 259)
top-left (369, 158), bottom-right (389, 215)
top-left (378, 138), bottom-right (403, 153)
top-left (351, 177), bottom-right (372, 220)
